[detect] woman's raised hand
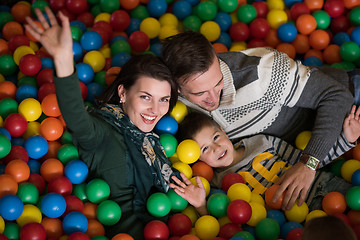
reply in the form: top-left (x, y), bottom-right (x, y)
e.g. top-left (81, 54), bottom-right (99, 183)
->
top-left (25, 7), bottom-right (74, 77)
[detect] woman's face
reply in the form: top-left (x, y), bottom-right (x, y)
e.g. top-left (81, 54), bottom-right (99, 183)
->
top-left (118, 76), bottom-right (172, 132)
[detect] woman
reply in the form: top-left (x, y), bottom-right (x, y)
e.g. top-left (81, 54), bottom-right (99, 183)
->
top-left (25, 7), bottom-right (179, 239)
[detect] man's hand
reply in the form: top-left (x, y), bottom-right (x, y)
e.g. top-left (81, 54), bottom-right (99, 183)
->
top-left (343, 105), bottom-right (360, 143)
top-left (272, 162), bottom-right (315, 210)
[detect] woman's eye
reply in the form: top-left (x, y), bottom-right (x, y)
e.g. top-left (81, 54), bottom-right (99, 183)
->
top-left (161, 98), bottom-right (169, 103)
top-left (141, 96), bottom-right (150, 100)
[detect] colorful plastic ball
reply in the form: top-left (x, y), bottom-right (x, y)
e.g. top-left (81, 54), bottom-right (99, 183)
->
top-left (0, 55), bottom-right (17, 77)
top-left (190, 176), bottom-right (210, 196)
top-left (267, 9), bottom-right (288, 29)
top-left (170, 101), bottom-right (188, 123)
top-left (120, 0), bottom-right (140, 10)
top-left (309, 29), bottom-right (330, 50)
top-left (159, 134), bottom-right (177, 157)
top-left (86, 178), bottom-right (110, 203)
top-left (322, 191), bottom-right (347, 214)
top-left (167, 213), bottom-right (192, 236)
top-left (20, 222), bottom-right (46, 240)
top-left (110, 10), bottom-right (130, 31)
top-left (0, 98), bottom-right (18, 119)
top-left (80, 31), bottom-right (102, 51)
top-left (4, 113), bottom-right (28, 137)
top-left (237, 4), bottom-right (257, 24)
top-left (40, 158), bottom-right (64, 183)
top-left (140, 17), bottom-right (161, 39)
top-left (63, 211), bottom-right (88, 235)
top-left (214, 12), bottom-right (232, 33)
top-left (112, 52), bottom-right (131, 67)
top-left (0, 194), bottom-right (24, 221)
top-left (47, 176), bottom-right (73, 197)
top-left (83, 50), bottom-right (106, 73)
top-left (24, 135), bottom-right (48, 159)
top-left (290, 3), bottom-right (310, 21)
top-left (147, 192), bottom-right (171, 217)
top-left (281, 221), bottom-right (304, 239)
top-left (249, 18), bottom-right (270, 39)
top-left (351, 169), bottom-right (360, 186)
top-left (227, 199), bottom-right (252, 225)
top-left (3, 222), bottom-right (20, 240)
top-left (196, 1), bottom-right (218, 21)
top-left (267, 209), bottom-right (286, 226)
top-left (312, 10), bottom-right (330, 30)
top-left (167, 188), bottom-right (188, 212)
top-left (5, 159), bottom-right (30, 183)
top-left (64, 159), bottom-right (89, 184)
top-left (265, 184), bottom-right (285, 210)
top-left (341, 159), bottom-right (360, 182)
top-left (19, 54), bottom-right (41, 77)
top-left (324, 0), bottom-right (345, 17)
top-left (128, 30), bottom-right (150, 52)
top-left (192, 161), bottom-right (213, 182)
top-left (171, 1), bottom-right (191, 20)
top-left (112, 233), bottom-right (135, 240)
top-left (143, 220), bottom-right (169, 240)
top-left (41, 94), bottom-right (60, 117)
top-left (13, 46), bottom-right (35, 66)
top-left (18, 98), bottom-right (42, 122)
top-left (221, 172), bottom-right (245, 192)
top-left (295, 130), bottom-right (311, 150)
top-left (41, 192), bottom-right (66, 218)
top-left (0, 128), bottom-right (10, 141)
top-left (176, 139), bottom-right (200, 164)
top-left (247, 202), bottom-right (267, 227)
top-left (16, 204), bottom-right (42, 227)
top-left (39, 117), bottom-right (63, 141)
top-left (0, 134), bottom-right (11, 159)
top-left (147, 0), bottom-right (168, 18)
top-left (296, 14), bottom-right (317, 35)
top-left (229, 22), bottom-right (250, 42)
top-left (195, 215), bottom-right (220, 240)
top-left (76, 62), bottom-right (94, 84)
top-left (303, 56), bottom-right (323, 66)
top-left (217, 0), bottom-right (237, 13)
top-left (17, 182), bottom-right (39, 205)
top-left (277, 23), bottom-right (297, 42)
top-left (57, 143), bottom-right (79, 165)
top-left (227, 183), bottom-right (251, 202)
top-left (85, 82), bottom-right (103, 103)
top-left (183, 15), bottom-right (202, 31)
top-left (284, 200), bottom-right (309, 223)
top-left (305, 209), bottom-right (327, 223)
top-left (255, 218), bottom-right (280, 240)
top-left (346, 186), bottom-right (360, 210)
top-left (15, 84), bottom-right (38, 103)
top-left (172, 161), bottom-right (192, 179)
top-left (66, 0), bottom-right (88, 14)
top-left (207, 192), bottom-right (230, 218)
top-left (200, 21), bottom-right (221, 42)
top-left (2, 145), bottom-right (29, 165)
top-left (96, 200), bottom-right (121, 226)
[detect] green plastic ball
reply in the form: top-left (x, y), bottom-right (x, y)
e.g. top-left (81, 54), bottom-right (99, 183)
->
top-left (183, 15), bottom-right (202, 32)
top-left (255, 218), bottom-right (280, 240)
top-left (60, 130), bottom-right (73, 145)
top-left (71, 26), bottom-right (83, 42)
top-left (207, 192), bottom-right (230, 218)
top-left (340, 41), bottom-right (360, 62)
top-left (86, 178), bottom-right (111, 203)
top-left (72, 183), bottom-right (88, 202)
top-left (237, 4), bottom-right (257, 24)
top-left (97, 200), bottom-right (122, 225)
top-left (0, 134), bottom-right (11, 159)
top-left (346, 186), bottom-right (360, 210)
top-left (160, 134), bottom-right (178, 157)
top-left (17, 76), bottom-right (37, 88)
top-left (350, 7), bottom-right (360, 26)
top-left (91, 236), bottom-right (109, 240)
top-left (57, 144), bottom-right (79, 165)
top-left (0, 54), bottom-right (17, 76)
top-left (3, 222), bottom-right (20, 240)
top-left (111, 40), bottom-right (132, 56)
top-left (131, 5), bottom-right (150, 20)
top-left (0, 98), bottom-right (18, 119)
top-left (312, 10), bottom-right (330, 30)
top-left (0, 12), bottom-right (14, 29)
top-left (167, 188), bottom-right (188, 212)
top-left (91, 5), bottom-right (102, 17)
top-left (94, 71), bottom-right (107, 87)
top-left (233, 231), bottom-right (255, 240)
top-left (217, 0), bottom-right (238, 13)
top-left (330, 159), bottom-right (346, 177)
top-left (196, 1), bottom-right (218, 21)
top-left (146, 192), bottom-right (171, 217)
top-left (31, 0), bottom-right (50, 15)
top-left (17, 182), bottom-right (39, 205)
top-left (99, 0), bottom-right (120, 13)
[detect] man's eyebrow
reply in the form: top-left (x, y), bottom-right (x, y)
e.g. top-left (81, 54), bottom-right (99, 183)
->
top-left (190, 77), bottom-right (224, 95)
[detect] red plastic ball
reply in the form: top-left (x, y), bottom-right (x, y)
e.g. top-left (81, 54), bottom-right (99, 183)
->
top-left (2, 145), bottom-right (29, 165)
top-left (227, 199), bottom-right (252, 225)
top-left (66, 0), bottom-right (89, 14)
top-left (110, 10), bottom-right (131, 32)
top-left (167, 213), bottom-right (192, 237)
top-left (229, 22), bottom-right (250, 42)
top-left (68, 232), bottom-right (90, 240)
top-left (76, 12), bottom-right (95, 28)
top-left (4, 113), bottom-right (28, 137)
top-left (47, 176), bottom-right (73, 197)
top-left (128, 31), bottom-right (150, 52)
top-left (37, 68), bottom-right (54, 86)
top-left (221, 172), bottom-right (245, 192)
top-left (286, 228), bottom-right (304, 240)
top-left (79, 81), bottom-right (88, 100)
top-left (38, 83), bottom-right (56, 102)
top-left (249, 18), bottom-right (270, 39)
top-left (324, 0), bottom-right (345, 17)
top-left (247, 39), bottom-right (267, 48)
top-left (20, 222), bottom-right (46, 240)
top-left (49, 0), bottom-right (66, 12)
top-left (252, 1), bottom-right (269, 18)
top-left (144, 220), bottom-right (169, 240)
top-left (19, 54), bottom-right (42, 76)
top-left (330, 15), bottom-right (351, 33)
top-left (93, 21), bottom-right (113, 38)
top-left (8, 35), bottom-right (30, 53)
top-left (218, 223), bottom-right (242, 239)
top-left (28, 173), bottom-right (46, 195)
top-left (290, 3), bottom-right (310, 21)
top-left (57, 8), bottom-right (76, 22)
top-left (63, 195), bottom-right (85, 216)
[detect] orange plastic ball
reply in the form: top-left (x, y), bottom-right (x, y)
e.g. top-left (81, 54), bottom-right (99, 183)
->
top-left (179, 235), bottom-right (200, 240)
top-left (352, 143), bottom-right (360, 160)
top-left (304, 0), bottom-right (324, 11)
top-left (112, 233), bottom-right (135, 240)
top-left (41, 93), bottom-right (61, 117)
top-left (322, 192), bottom-right (347, 215)
top-left (276, 43), bottom-right (296, 59)
top-left (25, 21), bottom-right (44, 42)
top-left (344, 0), bottom-right (360, 9)
top-left (292, 34), bottom-right (310, 54)
top-left (0, 174), bottom-right (18, 197)
top-left (309, 29), bottom-right (330, 50)
top-left (41, 140), bottom-right (62, 161)
top-left (2, 21), bottom-right (24, 41)
top-left (86, 219), bottom-right (105, 238)
top-left (11, 2), bottom-right (31, 23)
top-left (323, 44), bottom-right (342, 64)
top-left (40, 117), bottom-right (64, 141)
top-left (296, 14), bottom-right (317, 35)
top-left (0, 81), bottom-right (17, 100)
top-left (41, 217), bottom-right (64, 239)
top-left (264, 184), bottom-right (285, 210)
top-left (5, 159), bottom-right (30, 183)
top-left (264, 29), bottom-right (281, 48)
top-left (212, 42), bottom-right (228, 53)
top-left (83, 202), bottom-right (98, 219)
top-left (192, 161), bottom-right (214, 182)
top-left (304, 49), bottom-right (323, 62)
top-left (105, 66), bottom-right (121, 86)
top-left (120, 0), bottom-right (140, 10)
top-left (0, 39), bottom-right (10, 55)
top-left (40, 158), bottom-right (64, 183)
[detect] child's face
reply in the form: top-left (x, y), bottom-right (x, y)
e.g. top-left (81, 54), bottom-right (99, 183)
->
top-left (192, 125), bottom-right (235, 168)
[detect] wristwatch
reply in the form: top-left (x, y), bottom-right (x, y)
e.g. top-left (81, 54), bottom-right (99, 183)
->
top-left (299, 154), bottom-right (320, 171)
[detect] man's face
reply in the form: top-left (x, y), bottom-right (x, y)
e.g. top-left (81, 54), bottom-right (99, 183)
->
top-left (179, 56), bottom-right (224, 111)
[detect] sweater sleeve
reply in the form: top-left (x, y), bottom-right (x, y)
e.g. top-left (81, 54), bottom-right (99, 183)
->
top-left (54, 73), bottom-right (103, 150)
top-left (292, 67), bottom-right (354, 160)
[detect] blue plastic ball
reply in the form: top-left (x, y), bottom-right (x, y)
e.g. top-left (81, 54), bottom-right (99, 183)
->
top-left (110, 35), bottom-right (128, 45)
top-left (80, 31), bottom-right (103, 51)
top-left (351, 169), bottom-right (360, 186)
top-left (72, 41), bottom-right (83, 62)
top-left (154, 115), bottom-right (178, 135)
top-left (267, 209), bottom-right (286, 226)
top-left (214, 12), bottom-right (232, 32)
top-left (184, 0), bottom-right (200, 6)
top-left (150, 42), bottom-right (163, 56)
top-left (15, 84), bottom-right (38, 102)
top-left (280, 221), bottom-right (303, 239)
top-left (28, 159), bottom-right (41, 174)
top-left (284, 0), bottom-right (302, 8)
top-left (351, 26), bottom-right (360, 46)
top-left (85, 82), bottom-right (104, 104)
top-left (24, 135), bottom-right (49, 159)
top-left (0, 194), bottom-right (24, 221)
top-left (172, 0), bottom-right (192, 20)
top-left (215, 32), bottom-right (232, 49)
top-left (333, 32), bottom-right (351, 46)
top-left (11, 137), bottom-right (24, 146)
top-left (76, 62), bottom-right (94, 84)
top-left (62, 211), bottom-right (88, 235)
top-left (0, 127), bottom-right (11, 141)
top-left (40, 57), bottom-right (54, 69)
top-left (112, 52), bottom-right (131, 67)
top-left (65, 160), bottom-right (89, 184)
top-left (303, 56), bottom-right (323, 66)
top-left (41, 193), bottom-right (66, 218)
top-left (147, 0), bottom-right (168, 18)
top-left (125, 18), bottom-right (141, 36)
top-left (70, 20), bottom-right (86, 33)
top-left (277, 23), bottom-right (297, 43)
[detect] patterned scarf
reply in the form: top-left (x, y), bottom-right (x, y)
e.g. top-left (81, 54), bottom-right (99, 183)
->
top-left (88, 104), bottom-right (176, 219)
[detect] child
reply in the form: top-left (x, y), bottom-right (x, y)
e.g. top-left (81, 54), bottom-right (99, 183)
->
top-left (170, 105), bottom-right (360, 214)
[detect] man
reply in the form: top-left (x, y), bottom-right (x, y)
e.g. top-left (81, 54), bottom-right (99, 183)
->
top-left (161, 31), bottom-right (356, 210)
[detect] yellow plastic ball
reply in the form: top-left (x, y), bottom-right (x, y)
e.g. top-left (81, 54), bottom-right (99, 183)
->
top-left (341, 159), bottom-right (360, 182)
top-left (230, 41), bottom-right (247, 51)
top-left (140, 17), bottom-right (161, 39)
top-left (230, 12), bottom-right (238, 24)
top-left (190, 176), bottom-right (210, 196)
top-left (22, 121), bottom-right (41, 139)
top-left (172, 161), bottom-right (193, 180)
top-left (16, 204), bottom-right (42, 227)
top-left (29, 41), bottom-right (39, 51)
top-left (284, 200), bottom-right (309, 223)
top-left (250, 192), bottom-right (265, 206)
top-left (266, 9), bottom-right (288, 29)
top-left (99, 45), bottom-right (111, 58)
top-left (227, 183), bottom-right (251, 202)
top-left (295, 130), bottom-right (312, 150)
top-left (169, 152), bottom-right (180, 164)
top-left (18, 98), bottom-right (42, 122)
top-left (159, 13), bottom-right (179, 27)
top-left (170, 101), bottom-right (188, 123)
top-left (195, 215), bottom-right (220, 240)
top-left (0, 216), bottom-right (4, 234)
top-left (247, 202), bottom-right (267, 226)
top-left (0, 73), bottom-right (5, 82)
top-left (267, 0), bottom-right (285, 10)
top-left (0, 116), bottom-right (3, 127)
top-left (305, 209), bottom-right (327, 223)
top-left (200, 21), bottom-right (221, 42)
top-left (13, 46), bottom-right (35, 65)
top-left (159, 25), bottom-right (179, 40)
top-left (83, 50), bottom-right (106, 73)
top-left (94, 12), bottom-right (111, 23)
top-left (182, 205), bottom-right (198, 226)
top-left (177, 139), bottom-right (201, 164)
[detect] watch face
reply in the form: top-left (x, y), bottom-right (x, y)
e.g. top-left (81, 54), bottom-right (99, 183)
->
top-left (307, 157), bottom-right (320, 169)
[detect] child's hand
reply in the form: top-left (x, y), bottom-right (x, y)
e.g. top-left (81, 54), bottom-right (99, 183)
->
top-left (170, 173), bottom-right (207, 209)
top-left (343, 105), bottom-right (360, 143)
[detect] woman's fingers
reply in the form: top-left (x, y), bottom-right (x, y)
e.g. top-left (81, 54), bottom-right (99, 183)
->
top-left (34, 8), bottom-right (50, 31)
